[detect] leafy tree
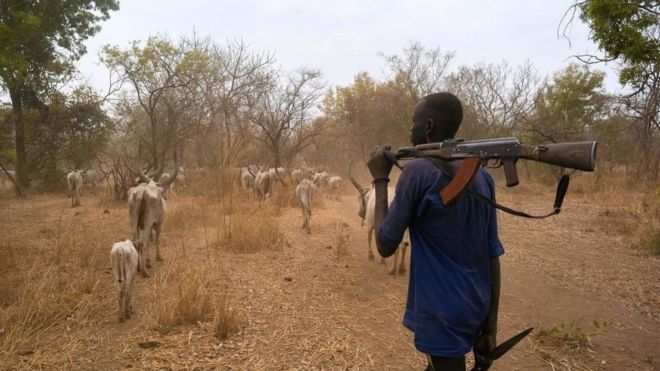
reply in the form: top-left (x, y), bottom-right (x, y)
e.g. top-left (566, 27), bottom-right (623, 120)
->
top-left (0, 0), bottom-right (119, 187)
top-left (102, 35), bottom-right (208, 171)
top-left (25, 87), bottom-right (112, 190)
top-left (565, 0), bottom-right (659, 180)
top-left (320, 73), bottom-right (411, 165)
top-left (528, 64), bottom-right (607, 143)
top-left (570, 0), bottom-right (659, 88)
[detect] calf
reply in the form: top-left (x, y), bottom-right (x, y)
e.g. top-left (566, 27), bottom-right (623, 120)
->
top-left (110, 239), bottom-right (140, 322)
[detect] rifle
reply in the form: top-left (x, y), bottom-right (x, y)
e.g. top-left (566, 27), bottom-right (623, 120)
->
top-left (395, 137), bottom-right (597, 214)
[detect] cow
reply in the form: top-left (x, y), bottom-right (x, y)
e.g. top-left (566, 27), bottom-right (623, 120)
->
top-left (313, 171), bottom-right (329, 189)
top-left (110, 239), bottom-right (140, 322)
top-left (291, 169), bottom-right (304, 185)
top-left (173, 167), bottom-right (186, 191)
top-left (295, 179), bottom-right (316, 234)
top-left (240, 167), bottom-right (255, 192)
top-left (126, 161), bottom-right (178, 277)
top-left (254, 170), bottom-right (271, 201)
top-left (349, 172), bottom-right (409, 275)
top-left (326, 176), bottom-right (342, 201)
top-left (67, 171), bottom-right (84, 207)
top-left (81, 169), bottom-right (106, 187)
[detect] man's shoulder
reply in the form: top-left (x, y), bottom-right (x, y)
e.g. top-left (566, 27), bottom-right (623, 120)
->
top-left (397, 158), bottom-right (445, 189)
top-left (403, 158), bottom-right (443, 173)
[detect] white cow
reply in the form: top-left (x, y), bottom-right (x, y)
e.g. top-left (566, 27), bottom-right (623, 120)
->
top-left (240, 168), bottom-right (255, 192)
top-left (67, 171), bottom-right (84, 207)
top-left (110, 239), bottom-right (139, 322)
top-left (295, 179), bottom-right (316, 234)
top-left (173, 167), bottom-right (186, 191)
top-left (127, 163), bottom-right (178, 277)
top-left (326, 176), bottom-right (342, 200)
top-left (313, 171), bottom-right (329, 189)
top-left (81, 169), bottom-right (106, 187)
top-left (349, 175), bottom-right (409, 275)
top-left (254, 170), bottom-right (271, 201)
top-left (291, 169), bottom-right (304, 185)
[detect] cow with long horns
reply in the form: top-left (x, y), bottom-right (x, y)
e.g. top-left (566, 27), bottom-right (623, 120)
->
top-left (348, 163), bottom-right (409, 275)
top-left (125, 157), bottom-right (179, 277)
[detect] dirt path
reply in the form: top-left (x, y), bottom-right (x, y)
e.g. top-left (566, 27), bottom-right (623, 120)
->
top-left (1, 187), bottom-right (658, 370)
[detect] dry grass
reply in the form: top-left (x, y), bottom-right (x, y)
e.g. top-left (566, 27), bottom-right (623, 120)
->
top-left (529, 320), bottom-right (617, 371)
top-left (218, 201), bottom-right (285, 253)
top-left (212, 290), bottom-right (241, 340)
top-left (0, 203), bottom-right (116, 367)
top-left (0, 168), bottom-right (657, 369)
top-left (334, 222), bottom-right (351, 258)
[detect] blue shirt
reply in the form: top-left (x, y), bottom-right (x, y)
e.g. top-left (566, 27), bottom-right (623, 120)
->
top-left (378, 158), bottom-right (504, 357)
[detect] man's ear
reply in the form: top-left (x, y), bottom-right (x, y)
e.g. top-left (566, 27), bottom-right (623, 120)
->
top-left (425, 118), bottom-right (435, 136)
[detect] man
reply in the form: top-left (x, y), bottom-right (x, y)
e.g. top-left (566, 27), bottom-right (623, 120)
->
top-left (367, 92), bottom-right (503, 371)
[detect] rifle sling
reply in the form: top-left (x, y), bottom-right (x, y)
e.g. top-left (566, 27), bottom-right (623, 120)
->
top-left (426, 158), bottom-right (569, 219)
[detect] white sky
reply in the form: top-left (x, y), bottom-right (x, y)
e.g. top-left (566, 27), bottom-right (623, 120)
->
top-left (77, 0), bottom-right (623, 94)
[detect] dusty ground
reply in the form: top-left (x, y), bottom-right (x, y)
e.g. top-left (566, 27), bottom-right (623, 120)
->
top-left (0, 178), bottom-right (658, 370)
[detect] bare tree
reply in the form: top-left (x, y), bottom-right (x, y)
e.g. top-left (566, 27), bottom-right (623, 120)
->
top-left (381, 41), bottom-right (455, 102)
top-left (250, 69), bottom-right (324, 172)
top-left (447, 61), bottom-right (540, 138)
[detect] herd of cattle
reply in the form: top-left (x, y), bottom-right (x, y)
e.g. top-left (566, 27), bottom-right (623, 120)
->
top-left (1, 163), bottom-right (408, 322)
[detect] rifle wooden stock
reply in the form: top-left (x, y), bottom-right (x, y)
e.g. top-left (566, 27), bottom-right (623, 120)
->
top-left (440, 157), bottom-right (481, 206)
top-left (520, 141), bottom-right (597, 172)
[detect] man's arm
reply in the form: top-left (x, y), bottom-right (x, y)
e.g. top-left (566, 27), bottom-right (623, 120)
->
top-left (367, 145), bottom-right (406, 258)
top-left (373, 179), bottom-right (396, 257)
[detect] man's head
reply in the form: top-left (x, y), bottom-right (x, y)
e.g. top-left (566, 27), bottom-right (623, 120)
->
top-left (410, 92), bottom-right (463, 145)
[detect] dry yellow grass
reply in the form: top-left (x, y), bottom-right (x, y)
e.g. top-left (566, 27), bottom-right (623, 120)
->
top-left (212, 290), bottom-right (241, 340)
top-left (0, 169), bottom-right (657, 370)
top-left (334, 222), bottom-right (351, 258)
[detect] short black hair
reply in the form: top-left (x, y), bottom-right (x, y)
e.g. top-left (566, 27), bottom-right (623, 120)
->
top-left (421, 92), bottom-right (463, 141)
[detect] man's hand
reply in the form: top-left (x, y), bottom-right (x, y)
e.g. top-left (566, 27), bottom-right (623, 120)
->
top-left (473, 330), bottom-right (497, 370)
top-left (367, 145), bottom-right (399, 181)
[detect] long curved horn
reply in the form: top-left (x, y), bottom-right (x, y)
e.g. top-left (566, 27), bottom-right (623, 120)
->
top-left (124, 156), bottom-right (149, 183)
top-left (246, 165), bottom-right (256, 177)
top-left (158, 152), bottom-right (179, 188)
top-left (347, 160), bottom-right (367, 193)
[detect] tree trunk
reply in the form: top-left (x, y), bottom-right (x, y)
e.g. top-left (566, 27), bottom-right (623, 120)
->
top-left (9, 88), bottom-right (29, 188)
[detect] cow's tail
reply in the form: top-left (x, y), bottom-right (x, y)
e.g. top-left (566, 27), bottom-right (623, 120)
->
top-left (302, 192), bottom-right (312, 217)
top-left (112, 248), bottom-right (126, 288)
top-left (128, 190), bottom-right (146, 240)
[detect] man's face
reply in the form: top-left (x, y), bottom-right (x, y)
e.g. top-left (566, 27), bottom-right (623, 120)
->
top-left (410, 100), bottom-right (430, 145)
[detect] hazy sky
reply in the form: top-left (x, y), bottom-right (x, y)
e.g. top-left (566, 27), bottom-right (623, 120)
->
top-left (77, 0), bottom-right (622, 94)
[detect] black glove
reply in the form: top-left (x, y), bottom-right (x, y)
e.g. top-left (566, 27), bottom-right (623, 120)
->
top-left (367, 145), bottom-right (399, 181)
